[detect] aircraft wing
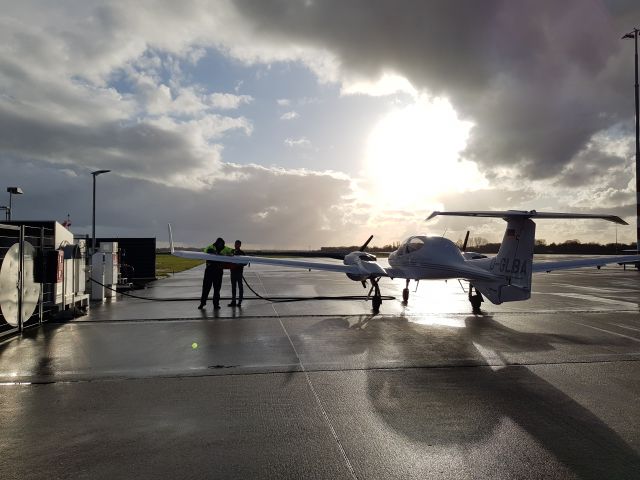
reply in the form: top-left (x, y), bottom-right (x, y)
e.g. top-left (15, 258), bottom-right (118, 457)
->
top-left (532, 255), bottom-right (640, 273)
top-left (172, 249), bottom-right (364, 275)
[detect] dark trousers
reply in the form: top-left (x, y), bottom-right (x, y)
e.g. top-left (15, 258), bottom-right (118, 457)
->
top-left (230, 268), bottom-right (243, 303)
top-left (201, 266), bottom-right (224, 306)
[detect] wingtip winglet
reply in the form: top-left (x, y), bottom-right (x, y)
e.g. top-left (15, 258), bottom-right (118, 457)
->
top-left (425, 211), bottom-right (440, 221)
top-left (167, 223), bottom-right (174, 253)
top-left (610, 216), bottom-right (628, 225)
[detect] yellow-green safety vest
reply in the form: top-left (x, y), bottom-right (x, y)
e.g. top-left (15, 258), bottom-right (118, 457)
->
top-left (203, 245), bottom-right (234, 255)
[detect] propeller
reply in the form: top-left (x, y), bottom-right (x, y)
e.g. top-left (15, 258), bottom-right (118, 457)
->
top-left (358, 235), bottom-right (374, 288)
top-left (461, 230), bottom-right (470, 252)
top-left (359, 235), bottom-right (374, 252)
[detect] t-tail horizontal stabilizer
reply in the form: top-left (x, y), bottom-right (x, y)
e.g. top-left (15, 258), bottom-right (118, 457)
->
top-left (426, 210), bottom-right (628, 225)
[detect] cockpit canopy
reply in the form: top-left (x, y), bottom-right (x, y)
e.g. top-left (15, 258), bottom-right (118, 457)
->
top-left (397, 236), bottom-right (426, 255)
top-left (397, 236), bottom-right (427, 255)
top-left (394, 235), bottom-right (465, 260)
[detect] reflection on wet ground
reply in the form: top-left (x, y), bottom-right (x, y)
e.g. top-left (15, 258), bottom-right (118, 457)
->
top-left (0, 262), bottom-right (639, 479)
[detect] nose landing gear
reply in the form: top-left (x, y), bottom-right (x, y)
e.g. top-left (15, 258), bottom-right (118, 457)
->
top-left (402, 279), bottom-right (410, 303)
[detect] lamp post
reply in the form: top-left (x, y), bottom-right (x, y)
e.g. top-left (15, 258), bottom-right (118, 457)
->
top-left (91, 170), bottom-right (110, 256)
top-left (622, 28), bottom-right (640, 255)
top-left (6, 187), bottom-right (23, 221)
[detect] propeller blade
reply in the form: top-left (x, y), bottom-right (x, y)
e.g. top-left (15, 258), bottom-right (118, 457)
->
top-left (461, 230), bottom-right (470, 251)
top-left (359, 235), bottom-right (374, 252)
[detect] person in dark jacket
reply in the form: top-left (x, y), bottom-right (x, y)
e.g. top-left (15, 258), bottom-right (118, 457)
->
top-left (228, 240), bottom-right (246, 307)
top-left (198, 237), bottom-right (233, 310)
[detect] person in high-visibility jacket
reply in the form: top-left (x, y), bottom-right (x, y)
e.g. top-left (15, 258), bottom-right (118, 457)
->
top-left (198, 237), bottom-right (234, 310)
top-left (228, 240), bottom-right (246, 307)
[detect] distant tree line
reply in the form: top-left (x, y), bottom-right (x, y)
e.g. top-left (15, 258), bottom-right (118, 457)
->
top-left (320, 242), bottom-right (401, 253)
top-left (161, 239), bottom-right (637, 255)
top-left (456, 238), bottom-right (638, 255)
top-left (321, 238), bottom-right (637, 255)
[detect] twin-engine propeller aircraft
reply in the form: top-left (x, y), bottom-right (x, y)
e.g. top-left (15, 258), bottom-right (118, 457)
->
top-left (169, 211), bottom-right (640, 312)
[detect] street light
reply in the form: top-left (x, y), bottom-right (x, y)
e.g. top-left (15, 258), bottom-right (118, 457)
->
top-left (622, 28), bottom-right (640, 255)
top-left (6, 187), bottom-right (23, 221)
top-left (91, 170), bottom-right (110, 255)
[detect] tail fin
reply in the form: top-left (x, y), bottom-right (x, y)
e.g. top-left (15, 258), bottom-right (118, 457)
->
top-left (475, 216), bottom-right (535, 303)
top-left (426, 210), bottom-right (629, 304)
top-left (168, 224), bottom-right (174, 253)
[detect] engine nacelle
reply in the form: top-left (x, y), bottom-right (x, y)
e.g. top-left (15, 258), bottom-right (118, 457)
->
top-left (346, 272), bottom-right (369, 282)
top-left (343, 251), bottom-right (382, 281)
top-left (344, 251), bottom-right (377, 264)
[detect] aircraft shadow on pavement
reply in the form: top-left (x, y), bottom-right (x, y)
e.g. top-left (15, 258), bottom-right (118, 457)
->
top-left (304, 314), bottom-right (640, 480)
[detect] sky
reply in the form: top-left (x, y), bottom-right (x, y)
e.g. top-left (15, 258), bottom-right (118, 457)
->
top-left (1, 0), bottom-right (639, 249)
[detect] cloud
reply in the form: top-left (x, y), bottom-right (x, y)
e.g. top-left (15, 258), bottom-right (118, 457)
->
top-left (0, 101), bottom-right (252, 187)
top-left (2, 1), bottom-right (638, 247)
top-left (0, 2), bottom-right (368, 248)
top-left (280, 111), bottom-right (299, 120)
top-left (0, 3), bottom-right (258, 187)
top-left (3, 156), bottom-right (362, 249)
top-left (231, 0), bottom-right (640, 180)
top-left (284, 137), bottom-right (311, 148)
top-left (209, 93), bottom-right (253, 110)
top-left (10, 1), bottom-right (638, 185)
top-left (341, 73), bottom-right (417, 97)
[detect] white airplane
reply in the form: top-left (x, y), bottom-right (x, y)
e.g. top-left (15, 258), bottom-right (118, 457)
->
top-left (169, 211), bottom-right (640, 312)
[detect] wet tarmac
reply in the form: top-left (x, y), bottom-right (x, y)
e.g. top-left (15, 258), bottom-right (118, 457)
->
top-left (1, 259), bottom-right (639, 479)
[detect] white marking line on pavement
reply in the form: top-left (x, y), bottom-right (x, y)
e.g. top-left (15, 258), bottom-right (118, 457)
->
top-left (572, 322), bottom-right (640, 343)
top-left (255, 272), bottom-right (359, 480)
top-left (541, 292), bottom-right (639, 310)
top-left (613, 324), bottom-right (640, 333)
top-left (278, 323), bottom-right (359, 480)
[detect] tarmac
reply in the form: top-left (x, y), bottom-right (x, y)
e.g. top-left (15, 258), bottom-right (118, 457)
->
top-left (1, 258), bottom-right (639, 479)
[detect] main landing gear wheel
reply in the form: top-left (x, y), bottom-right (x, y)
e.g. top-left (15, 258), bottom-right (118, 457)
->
top-left (369, 277), bottom-right (383, 312)
top-left (372, 295), bottom-right (382, 312)
top-left (468, 284), bottom-right (484, 313)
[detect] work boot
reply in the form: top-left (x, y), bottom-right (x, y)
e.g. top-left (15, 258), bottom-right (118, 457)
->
top-left (228, 301), bottom-right (236, 307)
top-left (197, 303), bottom-right (205, 310)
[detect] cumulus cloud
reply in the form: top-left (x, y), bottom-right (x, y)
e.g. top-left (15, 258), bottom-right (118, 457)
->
top-left (0, 2), bottom-right (259, 187)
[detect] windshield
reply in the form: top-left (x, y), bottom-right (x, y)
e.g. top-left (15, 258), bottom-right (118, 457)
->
top-left (398, 236), bottom-right (425, 255)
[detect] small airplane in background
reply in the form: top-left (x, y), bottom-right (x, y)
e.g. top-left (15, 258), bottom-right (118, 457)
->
top-left (169, 211), bottom-right (640, 312)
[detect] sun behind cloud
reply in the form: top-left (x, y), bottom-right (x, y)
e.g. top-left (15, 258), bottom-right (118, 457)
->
top-left (365, 96), bottom-right (487, 210)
